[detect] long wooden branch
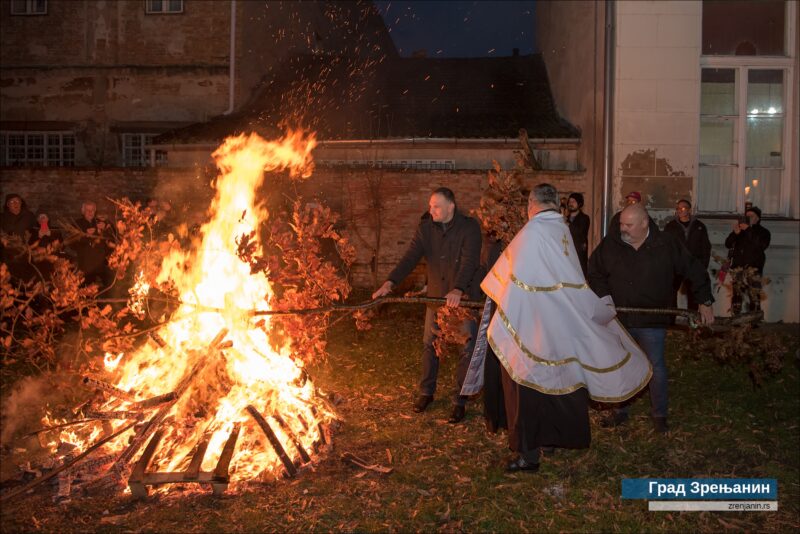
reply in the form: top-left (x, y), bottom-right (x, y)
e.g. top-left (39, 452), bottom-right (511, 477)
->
top-left (95, 293), bottom-right (763, 326)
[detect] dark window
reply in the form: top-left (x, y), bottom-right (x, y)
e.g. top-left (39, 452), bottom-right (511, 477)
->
top-left (0, 131), bottom-right (75, 166)
top-left (146, 0), bottom-right (183, 14)
top-left (10, 0), bottom-right (46, 15)
top-left (702, 1), bottom-right (786, 56)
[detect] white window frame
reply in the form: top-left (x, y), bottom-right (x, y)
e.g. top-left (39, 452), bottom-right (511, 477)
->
top-left (698, 1), bottom-right (796, 217)
top-left (0, 131), bottom-right (75, 167)
top-left (120, 133), bottom-right (168, 167)
top-left (145, 0), bottom-right (183, 15)
top-left (10, 0), bottom-right (47, 15)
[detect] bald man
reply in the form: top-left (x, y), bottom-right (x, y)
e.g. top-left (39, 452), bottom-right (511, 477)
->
top-left (588, 204), bottom-right (714, 433)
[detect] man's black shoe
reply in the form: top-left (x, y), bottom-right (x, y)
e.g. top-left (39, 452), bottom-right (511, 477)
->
top-left (505, 456), bottom-right (540, 473)
top-left (448, 405), bottom-right (466, 424)
top-left (413, 395), bottom-right (434, 413)
top-left (653, 416), bottom-right (669, 434)
top-left (600, 411), bottom-right (629, 428)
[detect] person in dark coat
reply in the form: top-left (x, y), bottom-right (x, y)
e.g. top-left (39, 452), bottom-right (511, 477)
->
top-left (71, 201), bottom-right (114, 288)
top-left (566, 192), bottom-right (591, 277)
top-left (1, 194), bottom-right (37, 238)
top-left (372, 187), bottom-right (482, 423)
top-left (589, 204), bottom-right (715, 433)
top-left (1, 193), bottom-right (38, 281)
top-left (724, 206), bottom-right (771, 313)
top-left (663, 199), bottom-right (711, 310)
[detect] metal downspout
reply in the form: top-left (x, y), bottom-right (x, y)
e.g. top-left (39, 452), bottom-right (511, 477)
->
top-left (601, 0), bottom-right (616, 236)
top-left (224, 0), bottom-right (236, 115)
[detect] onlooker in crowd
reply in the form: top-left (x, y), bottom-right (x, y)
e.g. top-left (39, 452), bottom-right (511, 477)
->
top-left (724, 206), bottom-right (771, 313)
top-left (372, 187), bottom-right (483, 424)
top-left (1, 194), bottom-right (37, 239)
top-left (1, 193), bottom-right (38, 280)
top-left (29, 212), bottom-right (65, 281)
top-left (589, 203), bottom-right (714, 433)
top-left (663, 199), bottom-right (711, 311)
top-left (72, 201), bottom-right (114, 287)
top-left (559, 195), bottom-right (569, 218)
top-left (566, 192), bottom-right (591, 277)
top-left (608, 191), bottom-right (643, 237)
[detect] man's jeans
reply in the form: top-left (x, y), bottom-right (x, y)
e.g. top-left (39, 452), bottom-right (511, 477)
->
top-left (617, 327), bottom-right (668, 418)
top-left (420, 306), bottom-right (478, 406)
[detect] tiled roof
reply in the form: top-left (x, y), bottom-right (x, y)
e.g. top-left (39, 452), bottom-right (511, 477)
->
top-left (154, 53), bottom-right (579, 145)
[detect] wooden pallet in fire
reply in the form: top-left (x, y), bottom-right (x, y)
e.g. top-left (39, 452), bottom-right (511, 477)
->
top-left (127, 424), bottom-right (241, 498)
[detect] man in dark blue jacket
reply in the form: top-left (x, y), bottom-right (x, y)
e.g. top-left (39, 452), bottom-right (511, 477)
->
top-left (372, 187), bottom-right (482, 423)
top-left (589, 204), bottom-right (714, 433)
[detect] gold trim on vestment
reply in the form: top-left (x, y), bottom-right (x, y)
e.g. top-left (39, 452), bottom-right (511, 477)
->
top-left (488, 335), bottom-right (653, 402)
top-left (491, 264), bottom-right (588, 293)
top-left (495, 307), bottom-right (632, 373)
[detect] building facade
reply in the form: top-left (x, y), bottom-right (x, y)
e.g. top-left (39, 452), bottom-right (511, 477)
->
top-left (538, 0), bottom-right (799, 322)
top-left (0, 0), bottom-right (394, 167)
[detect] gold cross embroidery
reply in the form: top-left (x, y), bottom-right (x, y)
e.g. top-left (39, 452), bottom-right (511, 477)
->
top-left (562, 234), bottom-right (570, 256)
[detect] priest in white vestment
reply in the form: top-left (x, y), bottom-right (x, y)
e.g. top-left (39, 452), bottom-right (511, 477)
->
top-left (465, 183), bottom-right (652, 472)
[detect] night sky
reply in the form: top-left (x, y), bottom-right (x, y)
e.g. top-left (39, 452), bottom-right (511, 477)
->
top-left (373, 1), bottom-right (537, 58)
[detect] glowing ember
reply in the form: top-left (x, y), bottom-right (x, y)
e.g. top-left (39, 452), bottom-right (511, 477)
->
top-left (48, 130), bottom-right (334, 492)
top-left (103, 352), bottom-right (124, 371)
top-left (127, 270), bottom-right (150, 318)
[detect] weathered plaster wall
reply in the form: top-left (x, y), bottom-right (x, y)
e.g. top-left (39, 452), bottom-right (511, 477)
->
top-left (613, 0), bottom-right (702, 212)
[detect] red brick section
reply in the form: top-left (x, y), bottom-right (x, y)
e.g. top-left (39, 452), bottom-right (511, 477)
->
top-left (1, 167), bottom-right (587, 289)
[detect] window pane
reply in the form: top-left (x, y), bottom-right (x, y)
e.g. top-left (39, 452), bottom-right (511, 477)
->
top-left (168, 0), bottom-right (182, 12)
top-left (700, 118), bottom-right (736, 164)
top-left (47, 146), bottom-right (60, 166)
top-left (746, 117), bottom-right (783, 167)
top-left (702, 0), bottom-right (786, 56)
top-left (148, 0), bottom-right (163, 12)
top-left (11, 0), bottom-right (27, 14)
top-left (34, 0), bottom-right (47, 13)
top-left (698, 166), bottom-right (738, 212)
top-left (9, 134), bottom-right (25, 162)
top-left (745, 169), bottom-right (781, 214)
top-left (27, 134), bottom-right (44, 163)
top-left (62, 144), bottom-right (75, 165)
top-left (701, 68), bottom-right (736, 115)
top-left (747, 69), bottom-right (783, 115)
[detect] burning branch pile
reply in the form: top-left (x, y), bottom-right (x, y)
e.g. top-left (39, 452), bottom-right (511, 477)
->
top-left (2, 130), bottom-right (350, 500)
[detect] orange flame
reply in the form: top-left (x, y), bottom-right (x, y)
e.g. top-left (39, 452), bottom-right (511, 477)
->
top-left (50, 130), bottom-right (332, 489)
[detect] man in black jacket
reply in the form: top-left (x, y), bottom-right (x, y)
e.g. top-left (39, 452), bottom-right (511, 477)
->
top-left (372, 187), bottom-right (482, 423)
top-left (589, 204), bottom-right (714, 433)
top-left (664, 199), bottom-right (711, 310)
top-left (566, 192), bottom-right (591, 277)
top-left (724, 206), bottom-right (771, 313)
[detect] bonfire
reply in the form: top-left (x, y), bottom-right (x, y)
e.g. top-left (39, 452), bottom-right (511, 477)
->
top-left (29, 131), bottom-right (337, 499)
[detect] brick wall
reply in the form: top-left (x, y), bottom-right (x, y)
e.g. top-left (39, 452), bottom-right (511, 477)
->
top-left (0, 0), bottom-right (230, 67)
top-left (1, 166), bottom-right (587, 289)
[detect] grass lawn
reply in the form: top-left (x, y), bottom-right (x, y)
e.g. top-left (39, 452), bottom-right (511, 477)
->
top-left (1, 305), bottom-right (798, 533)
